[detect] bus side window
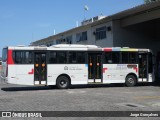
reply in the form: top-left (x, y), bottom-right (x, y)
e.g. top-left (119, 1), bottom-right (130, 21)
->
top-left (68, 52), bottom-right (85, 64)
top-left (49, 52), bottom-right (57, 64)
top-left (104, 52), bottom-right (112, 63)
top-left (128, 52), bottom-right (137, 63)
top-left (28, 52), bottom-right (33, 63)
top-left (77, 52), bottom-right (85, 63)
top-left (104, 52), bottom-right (120, 64)
top-left (69, 52), bottom-right (76, 63)
top-left (13, 51), bottom-right (33, 64)
top-left (57, 52), bottom-right (67, 63)
top-left (14, 51), bottom-right (22, 64)
top-left (25, 51), bottom-right (33, 64)
top-left (121, 52), bottom-right (137, 64)
top-left (121, 52), bottom-right (129, 63)
top-left (112, 52), bottom-right (120, 63)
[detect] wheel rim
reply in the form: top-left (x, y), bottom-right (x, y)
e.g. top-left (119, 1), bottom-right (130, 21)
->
top-left (60, 80), bottom-right (67, 87)
top-left (128, 78), bottom-right (134, 84)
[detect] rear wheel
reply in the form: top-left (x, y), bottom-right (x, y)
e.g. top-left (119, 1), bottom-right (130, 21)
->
top-left (125, 75), bottom-right (137, 87)
top-left (56, 76), bottom-right (70, 89)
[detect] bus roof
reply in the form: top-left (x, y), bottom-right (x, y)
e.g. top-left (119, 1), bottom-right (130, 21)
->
top-left (5, 45), bottom-right (151, 52)
top-left (103, 47), bottom-right (150, 52)
top-left (51, 44), bottom-right (100, 48)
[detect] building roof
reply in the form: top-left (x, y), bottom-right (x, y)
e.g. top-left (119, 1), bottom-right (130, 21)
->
top-left (110, 0), bottom-right (160, 19)
top-left (31, 1), bottom-right (160, 45)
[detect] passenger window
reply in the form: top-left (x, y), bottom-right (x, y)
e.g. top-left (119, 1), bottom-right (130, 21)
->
top-left (121, 52), bottom-right (137, 64)
top-left (129, 52), bottom-right (137, 63)
top-left (76, 52), bottom-right (85, 63)
top-left (122, 52), bottom-right (129, 63)
top-left (104, 52), bottom-right (120, 64)
top-left (68, 52), bottom-right (85, 64)
top-left (104, 52), bottom-right (112, 63)
top-left (24, 52), bottom-right (32, 64)
top-left (57, 52), bottom-right (67, 63)
top-left (49, 52), bottom-right (57, 63)
top-left (112, 52), bottom-right (120, 63)
top-left (14, 51), bottom-right (22, 64)
top-left (69, 52), bottom-right (77, 63)
top-left (13, 51), bottom-right (33, 64)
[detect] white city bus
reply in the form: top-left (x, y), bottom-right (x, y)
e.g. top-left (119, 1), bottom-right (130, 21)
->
top-left (1, 44), bottom-right (154, 89)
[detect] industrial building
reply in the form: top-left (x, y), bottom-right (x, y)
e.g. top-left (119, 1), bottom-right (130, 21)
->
top-left (31, 1), bottom-right (160, 59)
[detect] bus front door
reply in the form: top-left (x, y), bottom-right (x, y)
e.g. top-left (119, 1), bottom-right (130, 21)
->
top-left (138, 53), bottom-right (148, 82)
top-left (88, 53), bottom-right (102, 83)
top-left (34, 52), bottom-right (47, 85)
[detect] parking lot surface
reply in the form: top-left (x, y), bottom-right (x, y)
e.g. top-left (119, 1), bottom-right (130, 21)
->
top-left (0, 79), bottom-right (160, 119)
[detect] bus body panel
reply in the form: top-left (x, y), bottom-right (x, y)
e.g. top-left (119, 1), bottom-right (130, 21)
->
top-left (120, 64), bottom-right (138, 82)
top-left (8, 65), bottom-right (34, 85)
top-left (7, 65), bottom-right (16, 84)
top-left (103, 64), bottom-right (138, 83)
top-left (103, 64), bottom-right (123, 83)
top-left (15, 65), bottom-right (34, 85)
top-left (47, 64), bottom-right (88, 85)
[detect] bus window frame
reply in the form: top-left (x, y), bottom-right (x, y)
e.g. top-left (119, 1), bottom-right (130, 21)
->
top-left (49, 50), bottom-right (87, 64)
top-left (121, 51), bottom-right (138, 64)
top-left (12, 50), bottom-right (34, 64)
top-left (68, 51), bottom-right (86, 64)
top-left (103, 51), bottom-right (120, 64)
top-left (48, 51), bottom-right (67, 64)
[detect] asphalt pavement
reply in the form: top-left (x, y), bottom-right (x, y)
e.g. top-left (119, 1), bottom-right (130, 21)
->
top-left (0, 78), bottom-right (160, 120)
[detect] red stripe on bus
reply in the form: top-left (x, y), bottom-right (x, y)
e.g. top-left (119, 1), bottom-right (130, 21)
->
top-left (28, 69), bottom-right (34, 74)
top-left (103, 68), bottom-right (108, 73)
top-left (104, 48), bottom-right (112, 52)
top-left (8, 50), bottom-right (14, 64)
top-left (133, 67), bottom-right (138, 73)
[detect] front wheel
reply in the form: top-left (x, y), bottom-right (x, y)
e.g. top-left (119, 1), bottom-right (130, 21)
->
top-left (56, 76), bottom-right (70, 89)
top-left (125, 75), bottom-right (137, 87)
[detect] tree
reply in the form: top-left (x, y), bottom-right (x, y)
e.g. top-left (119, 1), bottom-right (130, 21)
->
top-left (144, 0), bottom-right (160, 3)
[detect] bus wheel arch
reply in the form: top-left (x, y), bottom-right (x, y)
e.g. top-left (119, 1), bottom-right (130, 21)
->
top-left (56, 74), bottom-right (71, 89)
top-left (125, 73), bottom-right (137, 87)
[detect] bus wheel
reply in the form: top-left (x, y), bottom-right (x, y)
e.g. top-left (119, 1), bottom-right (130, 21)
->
top-left (125, 75), bottom-right (137, 87)
top-left (56, 76), bottom-right (70, 89)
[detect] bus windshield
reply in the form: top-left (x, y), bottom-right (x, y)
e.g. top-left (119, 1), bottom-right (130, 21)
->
top-left (2, 48), bottom-right (7, 62)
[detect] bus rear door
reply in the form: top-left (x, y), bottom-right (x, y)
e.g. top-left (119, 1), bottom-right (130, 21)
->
top-left (138, 52), bottom-right (148, 82)
top-left (88, 53), bottom-right (102, 83)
